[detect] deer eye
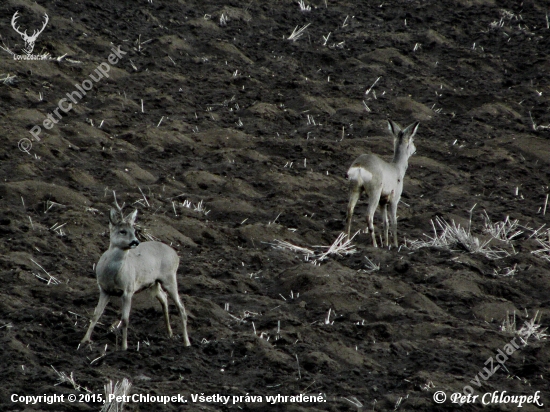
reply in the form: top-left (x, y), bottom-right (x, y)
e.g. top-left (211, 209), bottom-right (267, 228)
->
top-left (119, 230), bottom-right (127, 235)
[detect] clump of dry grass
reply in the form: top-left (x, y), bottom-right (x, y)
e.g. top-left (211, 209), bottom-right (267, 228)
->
top-left (362, 256), bottom-right (380, 273)
top-left (171, 198), bottom-right (210, 216)
top-left (31, 258), bottom-right (61, 285)
top-left (287, 23), bottom-right (311, 42)
top-left (1, 73), bottom-right (17, 85)
top-left (492, 264), bottom-right (517, 277)
top-left (134, 224), bottom-right (160, 242)
top-left (314, 232), bottom-right (357, 263)
top-left (482, 211), bottom-right (522, 243)
top-left (407, 210), bottom-right (519, 260)
top-left (531, 226), bottom-right (550, 263)
top-left (270, 232), bottom-right (357, 265)
top-left (101, 378), bottom-right (132, 412)
top-left (501, 311), bottom-right (548, 343)
top-left (51, 366), bottom-right (91, 393)
top-left (297, 0), bottom-right (311, 12)
top-left (270, 239), bottom-right (315, 260)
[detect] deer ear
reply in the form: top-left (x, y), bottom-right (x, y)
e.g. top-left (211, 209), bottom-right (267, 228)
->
top-left (402, 122), bottom-right (420, 140)
top-left (109, 208), bottom-right (121, 225)
top-left (387, 119), bottom-right (402, 137)
top-left (126, 209), bottom-right (138, 225)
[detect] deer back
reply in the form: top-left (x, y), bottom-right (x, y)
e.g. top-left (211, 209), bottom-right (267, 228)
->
top-left (127, 241), bottom-right (179, 290)
top-left (349, 153), bottom-right (401, 194)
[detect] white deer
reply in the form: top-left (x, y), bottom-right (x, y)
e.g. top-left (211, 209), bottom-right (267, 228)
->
top-left (81, 204), bottom-right (190, 350)
top-left (11, 11), bottom-right (49, 56)
top-left (345, 120), bottom-right (419, 247)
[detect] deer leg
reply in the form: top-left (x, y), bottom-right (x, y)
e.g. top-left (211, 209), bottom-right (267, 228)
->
top-left (120, 292), bottom-right (134, 351)
top-left (389, 200), bottom-right (399, 247)
top-left (367, 206), bottom-right (377, 247)
top-left (381, 204), bottom-right (389, 247)
top-left (81, 288), bottom-right (110, 345)
top-left (163, 280), bottom-right (191, 347)
top-left (345, 183), bottom-right (361, 238)
top-left (152, 282), bottom-right (173, 338)
top-left (367, 185), bottom-right (383, 247)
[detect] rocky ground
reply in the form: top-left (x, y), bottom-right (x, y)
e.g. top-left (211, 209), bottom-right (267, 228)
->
top-left (1, 0), bottom-right (550, 411)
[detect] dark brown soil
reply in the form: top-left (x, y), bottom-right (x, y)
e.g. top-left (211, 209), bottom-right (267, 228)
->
top-left (1, 0), bottom-right (550, 411)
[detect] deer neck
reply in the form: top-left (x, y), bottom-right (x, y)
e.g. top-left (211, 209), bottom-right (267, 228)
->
top-left (392, 146), bottom-right (410, 178)
top-left (101, 245), bottom-right (131, 278)
top-left (96, 245), bottom-right (134, 295)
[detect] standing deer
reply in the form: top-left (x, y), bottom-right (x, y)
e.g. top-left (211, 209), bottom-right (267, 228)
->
top-left (11, 11), bottom-right (49, 56)
top-left (345, 120), bottom-right (419, 247)
top-left (81, 205), bottom-right (190, 350)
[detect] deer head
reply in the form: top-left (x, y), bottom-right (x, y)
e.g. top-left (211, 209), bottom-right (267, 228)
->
top-left (11, 11), bottom-right (49, 56)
